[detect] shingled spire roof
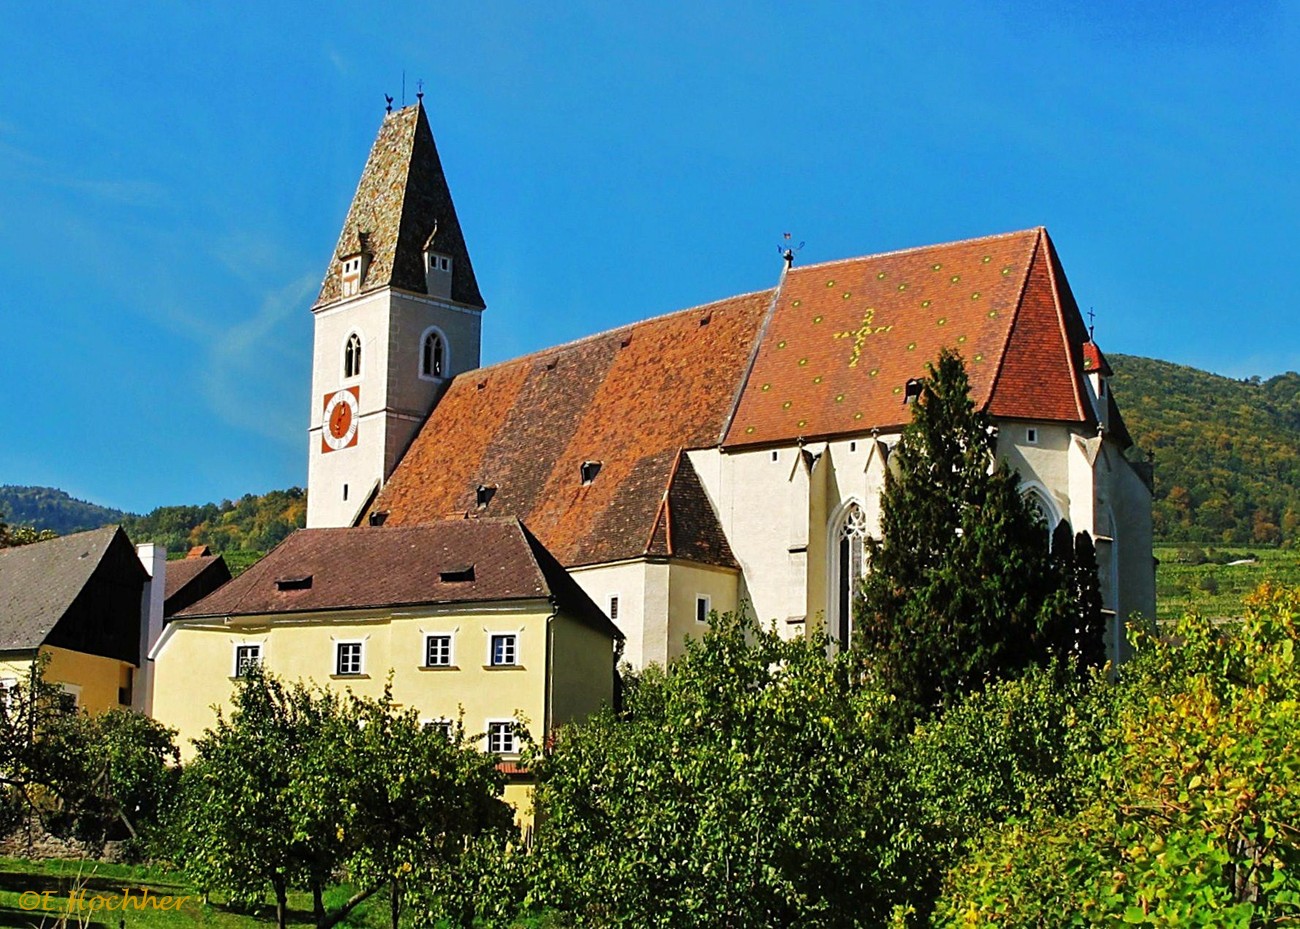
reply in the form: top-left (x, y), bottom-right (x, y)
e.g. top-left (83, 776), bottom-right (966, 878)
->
top-left (314, 102), bottom-right (484, 310)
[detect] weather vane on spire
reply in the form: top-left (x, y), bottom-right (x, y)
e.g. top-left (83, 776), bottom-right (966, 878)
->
top-left (385, 94), bottom-right (394, 114)
top-left (1087, 306), bottom-right (1096, 340)
top-left (417, 79), bottom-right (424, 103)
top-left (779, 232), bottom-right (805, 269)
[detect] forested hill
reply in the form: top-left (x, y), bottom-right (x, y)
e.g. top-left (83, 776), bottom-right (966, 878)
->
top-left (0, 486), bottom-right (126, 534)
top-left (1110, 354), bottom-right (1300, 546)
top-left (0, 485), bottom-right (306, 556)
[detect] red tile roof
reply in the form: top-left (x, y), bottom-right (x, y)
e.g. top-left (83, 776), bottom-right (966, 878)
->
top-left (374, 227), bottom-right (1105, 567)
top-left (372, 292), bottom-right (771, 567)
top-left (175, 521), bottom-right (619, 640)
top-left (314, 103), bottom-right (484, 310)
top-left (724, 228), bottom-right (1094, 446)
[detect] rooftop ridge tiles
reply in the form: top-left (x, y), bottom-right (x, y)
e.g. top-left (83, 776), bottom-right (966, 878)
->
top-left (718, 259), bottom-right (790, 445)
top-left (459, 287), bottom-right (775, 380)
top-left (983, 228), bottom-right (1044, 414)
top-left (784, 227), bottom-right (1046, 275)
top-left (1039, 231), bottom-right (1091, 422)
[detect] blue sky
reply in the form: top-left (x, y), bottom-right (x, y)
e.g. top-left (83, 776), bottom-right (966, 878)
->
top-left (2, 2), bottom-right (1297, 514)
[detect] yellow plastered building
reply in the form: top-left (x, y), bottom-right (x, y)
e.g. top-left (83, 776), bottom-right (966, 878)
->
top-left (150, 519), bottom-right (622, 826)
top-left (0, 526), bottom-right (150, 714)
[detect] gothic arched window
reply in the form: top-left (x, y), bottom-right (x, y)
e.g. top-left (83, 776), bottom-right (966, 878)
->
top-left (422, 330), bottom-right (445, 379)
top-left (344, 333), bottom-right (362, 379)
top-left (833, 503), bottom-right (868, 648)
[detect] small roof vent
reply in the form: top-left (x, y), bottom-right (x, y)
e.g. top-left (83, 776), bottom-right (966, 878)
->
top-left (368, 511), bottom-right (388, 527)
top-left (439, 565), bottom-right (475, 583)
top-left (476, 484), bottom-right (496, 508)
top-left (904, 378), bottom-right (923, 404)
top-left (580, 461), bottom-right (602, 485)
top-left (275, 575), bottom-right (313, 591)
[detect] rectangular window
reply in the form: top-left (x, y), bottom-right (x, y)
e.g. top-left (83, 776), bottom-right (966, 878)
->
top-left (336, 642), bottom-right (363, 676)
top-left (425, 634), bottom-right (453, 668)
top-left (1026, 427), bottom-right (1038, 444)
top-left (233, 644), bottom-right (262, 677)
top-left (423, 719), bottom-right (453, 738)
top-left (490, 634), bottom-right (517, 667)
top-left (696, 595), bottom-right (711, 624)
top-left (608, 595), bottom-right (620, 620)
top-left (487, 721), bottom-right (517, 755)
top-left (0, 678), bottom-right (16, 709)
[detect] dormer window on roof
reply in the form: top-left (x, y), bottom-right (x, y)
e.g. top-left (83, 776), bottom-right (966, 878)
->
top-left (424, 246), bottom-right (453, 299)
top-left (904, 378), bottom-right (923, 404)
top-left (275, 575), bottom-right (313, 591)
top-left (580, 461), bottom-right (602, 485)
top-left (476, 484), bottom-right (495, 508)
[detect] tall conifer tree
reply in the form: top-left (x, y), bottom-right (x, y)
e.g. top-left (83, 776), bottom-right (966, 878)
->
top-left (856, 349), bottom-right (1070, 723)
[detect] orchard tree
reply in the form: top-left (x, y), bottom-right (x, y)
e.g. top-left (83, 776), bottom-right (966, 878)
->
top-left (935, 584), bottom-right (1300, 925)
top-left (856, 348), bottom-right (1072, 723)
top-left (521, 612), bottom-right (904, 928)
top-left (171, 669), bottom-right (514, 929)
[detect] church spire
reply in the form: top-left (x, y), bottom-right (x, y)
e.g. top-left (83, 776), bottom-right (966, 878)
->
top-left (314, 102), bottom-right (484, 310)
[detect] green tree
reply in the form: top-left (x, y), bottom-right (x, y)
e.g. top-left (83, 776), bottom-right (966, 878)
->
top-left (521, 611), bottom-right (902, 928)
top-left (855, 349), bottom-right (1070, 723)
top-left (171, 669), bottom-right (513, 929)
top-left (934, 584), bottom-right (1300, 926)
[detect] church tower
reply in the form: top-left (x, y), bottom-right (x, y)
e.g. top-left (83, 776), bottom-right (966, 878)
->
top-left (306, 102), bottom-right (485, 528)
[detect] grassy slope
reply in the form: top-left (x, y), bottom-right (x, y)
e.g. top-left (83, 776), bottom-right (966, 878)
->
top-left (1154, 545), bottom-right (1300, 621)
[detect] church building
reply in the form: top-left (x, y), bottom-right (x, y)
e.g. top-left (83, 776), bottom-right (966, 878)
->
top-left (306, 102), bottom-right (1156, 669)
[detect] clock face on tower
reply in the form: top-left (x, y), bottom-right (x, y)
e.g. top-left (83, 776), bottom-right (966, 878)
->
top-left (321, 387), bottom-right (360, 452)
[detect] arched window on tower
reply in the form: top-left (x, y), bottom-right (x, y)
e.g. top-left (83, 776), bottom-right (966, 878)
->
top-left (833, 503), bottom-right (868, 648)
top-left (344, 333), bottom-right (362, 379)
top-left (420, 327), bottom-right (448, 380)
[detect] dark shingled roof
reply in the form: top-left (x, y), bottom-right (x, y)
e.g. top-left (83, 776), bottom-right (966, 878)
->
top-left (372, 228), bottom-right (1109, 568)
top-left (314, 102), bottom-right (484, 310)
top-left (176, 521), bottom-right (620, 640)
top-left (0, 527), bottom-right (141, 652)
top-left (164, 554), bottom-right (232, 619)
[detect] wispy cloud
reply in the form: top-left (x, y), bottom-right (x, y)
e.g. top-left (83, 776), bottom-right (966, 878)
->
top-left (0, 137), bottom-right (165, 209)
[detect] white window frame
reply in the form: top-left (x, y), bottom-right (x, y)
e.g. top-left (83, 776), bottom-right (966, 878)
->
top-left (56, 683), bottom-right (81, 712)
top-left (232, 642), bottom-right (263, 678)
top-left (487, 632), bottom-right (519, 668)
top-left (421, 717), bottom-right (454, 738)
top-left (1025, 427), bottom-right (1039, 445)
top-left (0, 677), bottom-right (17, 710)
top-left (486, 719), bottom-right (518, 755)
top-left (334, 639), bottom-right (365, 677)
top-left (695, 594), bottom-right (711, 624)
top-left (417, 325), bottom-right (451, 382)
top-left (423, 632), bottom-right (455, 668)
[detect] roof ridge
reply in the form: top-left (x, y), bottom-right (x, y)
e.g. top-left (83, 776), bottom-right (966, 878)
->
top-left (461, 287), bottom-right (775, 380)
top-left (1038, 231), bottom-right (1092, 423)
top-left (718, 261), bottom-right (789, 445)
top-left (982, 228), bottom-right (1043, 411)
top-left (789, 227), bottom-right (1045, 275)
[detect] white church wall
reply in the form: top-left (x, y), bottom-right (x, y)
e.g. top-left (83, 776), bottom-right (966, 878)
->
top-left (308, 291), bottom-right (394, 527)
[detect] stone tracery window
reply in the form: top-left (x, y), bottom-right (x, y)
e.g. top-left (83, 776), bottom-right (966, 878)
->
top-left (344, 333), bottom-right (362, 378)
top-left (834, 503), bottom-right (868, 648)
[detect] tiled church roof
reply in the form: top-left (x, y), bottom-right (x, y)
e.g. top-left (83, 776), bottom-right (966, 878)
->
top-left (371, 291), bottom-right (772, 568)
top-left (373, 228), bottom-right (1108, 568)
top-left (725, 228), bottom-right (1094, 446)
top-left (315, 103), bottom-right (484, 309)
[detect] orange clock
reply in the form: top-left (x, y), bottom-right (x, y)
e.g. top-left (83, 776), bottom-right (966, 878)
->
top-left (322, 387), bottom-right (360, 452)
